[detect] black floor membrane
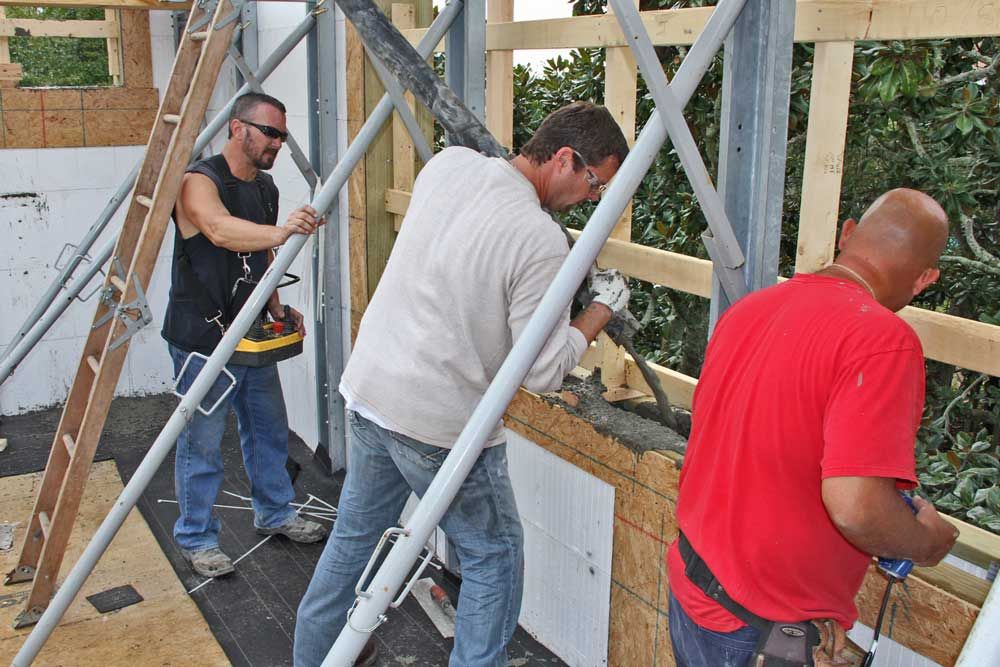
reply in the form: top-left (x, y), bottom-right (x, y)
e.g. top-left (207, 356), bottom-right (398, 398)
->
top-left (0, 394), bottom-right (566, 666)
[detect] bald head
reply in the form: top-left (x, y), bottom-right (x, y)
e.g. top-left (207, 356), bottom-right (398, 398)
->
top-left (836, 188), bottom-right (950, 311)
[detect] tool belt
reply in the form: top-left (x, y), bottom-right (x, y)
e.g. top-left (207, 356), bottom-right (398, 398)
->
top-left (677, 532), bottom-right (858, 667)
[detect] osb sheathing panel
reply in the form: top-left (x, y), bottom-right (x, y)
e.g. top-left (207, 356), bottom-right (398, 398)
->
top-left (504, 388), bottom-right (981, 667)
top-left (83, 108), bottom-right (156, 146)
top-left (1, 10), bottom-right (156, 149)
top-left (0, 461), bottom-right (229, 666)
top-left (120, 10), bottom-right (153, 88)
top-left (856, 564), bottom-right (978, 666)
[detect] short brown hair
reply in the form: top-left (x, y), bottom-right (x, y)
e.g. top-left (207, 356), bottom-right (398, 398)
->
top-left (520, 102), bottom-right (629, 170)
top-left (228, 92), bottom-right (286, 138)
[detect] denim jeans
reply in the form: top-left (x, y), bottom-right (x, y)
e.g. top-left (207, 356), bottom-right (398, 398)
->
top-left (169, 344), bottom-right (297, 552)
top-left (294, 411), bottom-right (524, 667)
top-left (668, 591), bottom-right (760, 667)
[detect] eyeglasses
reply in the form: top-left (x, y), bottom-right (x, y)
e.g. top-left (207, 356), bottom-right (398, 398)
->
top-left (571, 149), bottom-right (608, 197)
top-left (240, 119), bottom-right (288, 143)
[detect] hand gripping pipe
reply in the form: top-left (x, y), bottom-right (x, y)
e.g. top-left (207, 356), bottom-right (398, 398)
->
top-left (323, 0), bottom-right (750, 664)
top-left (0, 12), bottom-right (317, 385)
top-left (10, 3), bottom-right (463, 664)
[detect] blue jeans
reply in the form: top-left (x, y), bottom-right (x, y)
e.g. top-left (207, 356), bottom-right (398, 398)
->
top-left (668, 591), bottom-right (760, 667)
top-left (169, 344), bottom-right (297, 551)
top-left (294, 411), bottom-right (524, 667)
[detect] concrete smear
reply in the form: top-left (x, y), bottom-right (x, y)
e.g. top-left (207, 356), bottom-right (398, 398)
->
top-left (547, 375), bottom-right (687, 458)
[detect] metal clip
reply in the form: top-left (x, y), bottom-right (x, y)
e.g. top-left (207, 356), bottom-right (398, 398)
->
top-left (345, 599), bottom-right (388, 634)
top-left (172, 351), bottom-right (237, 417)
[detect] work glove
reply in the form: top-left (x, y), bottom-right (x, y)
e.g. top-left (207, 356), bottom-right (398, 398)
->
top-left (588, 267), bottom-right (630, 314)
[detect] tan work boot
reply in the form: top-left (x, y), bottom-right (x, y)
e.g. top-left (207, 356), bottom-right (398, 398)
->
top-left (256, 515), bottom-right (329, 543)
top-left (181, 546), bottom-right (235, 578)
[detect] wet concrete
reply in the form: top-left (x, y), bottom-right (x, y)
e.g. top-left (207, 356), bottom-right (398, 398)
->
top-left (547, 374), bottom-right (688, 458)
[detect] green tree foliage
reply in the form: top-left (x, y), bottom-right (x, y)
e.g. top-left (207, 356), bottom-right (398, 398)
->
top-left (7, 6), bottom-right (112, 87)
top-left (511, 0), bottom-right (999, 532)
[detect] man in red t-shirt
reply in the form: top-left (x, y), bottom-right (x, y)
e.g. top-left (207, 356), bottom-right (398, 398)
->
top-left (667, 189), bottom-right (959, 666)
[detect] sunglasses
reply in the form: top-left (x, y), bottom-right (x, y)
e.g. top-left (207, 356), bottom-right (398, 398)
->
top-left (571, 149), bottom-right (608, 197)
top-left (240, 119), bottom-right (288, 143)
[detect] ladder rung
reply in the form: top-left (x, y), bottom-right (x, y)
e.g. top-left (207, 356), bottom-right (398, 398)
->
top-left (189, 31), bottom-right (209, 42)
top-left (135, 195), bottom-right (154, 208)
top-left (163, 114), bottom-right (181, 125)
top-left (38, 512), bottom-right (51, 540)
top-left (86, 355), bottom-right (100, 374)
top-left (62, 433), bottom-right (76, 457)
top-left (109, 275), bottom-right (127, 293)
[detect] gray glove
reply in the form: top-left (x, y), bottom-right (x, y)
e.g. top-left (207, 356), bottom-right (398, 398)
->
top-left (588, 267), bottom-right (630, 314)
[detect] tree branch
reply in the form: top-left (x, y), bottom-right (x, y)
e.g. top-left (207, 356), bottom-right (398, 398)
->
top-left (903, 116), bottom-right (929, 160)
top-left (959, 213), bottom-right (1000, 266)
top-left (921, 52), bottom-right (1000, 91)
top-left (940, 254), bottom-right (1000, 276)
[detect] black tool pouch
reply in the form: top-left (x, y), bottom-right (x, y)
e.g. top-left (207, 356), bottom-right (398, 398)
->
top-left (752, 621), bottom-right (820, 667)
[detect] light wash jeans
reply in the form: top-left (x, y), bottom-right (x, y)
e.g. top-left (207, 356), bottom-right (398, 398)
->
top-left (668, 591), bottom-right (760, 667)
top-left (294, 411), bottom-right (524, 667)
top-left (169, 344), bottom-right (297, 552)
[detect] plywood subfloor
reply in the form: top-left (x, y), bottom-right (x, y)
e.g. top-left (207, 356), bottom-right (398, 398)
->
top-left (0, 460), bottom-right (230, 666)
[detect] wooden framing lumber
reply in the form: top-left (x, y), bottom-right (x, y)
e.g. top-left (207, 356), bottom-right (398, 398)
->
top-left (0, 17), bottom-right (117, 38)
top-left (0, 0), bottom-right (191, 9)
top-left (485, 0), bottom-right (513, 151)
top-left (0, 6), bottom-right (9, 66)
top-left (386, 188), bottom-right (1000, 377)
top-left (795, 40), bottom-right (854, 274)
top-left (390, 3), bottom-right (416, 235)
top-left (400, 0), bottom-right (1000, 52)
top-left (598, 0), bottom-right (638, 397)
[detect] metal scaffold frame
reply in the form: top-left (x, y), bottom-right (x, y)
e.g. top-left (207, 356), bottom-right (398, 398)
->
top-left (11, 2), bottom-right (464, 664)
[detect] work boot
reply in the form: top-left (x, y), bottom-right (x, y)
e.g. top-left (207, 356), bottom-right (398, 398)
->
top-left (355, 638), bottom-right (377, 667)
top-left (256, 515), bottom-right (328, 543)
top-left (181, 547), bottom-right (235, 578)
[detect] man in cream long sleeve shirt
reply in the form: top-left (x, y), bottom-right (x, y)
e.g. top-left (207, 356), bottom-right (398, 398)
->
top-left (295, 102), bottom-right (630, 667)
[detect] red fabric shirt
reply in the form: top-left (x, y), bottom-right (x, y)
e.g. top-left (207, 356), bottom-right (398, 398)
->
top-left (667, 274), bottom-right (924, 631)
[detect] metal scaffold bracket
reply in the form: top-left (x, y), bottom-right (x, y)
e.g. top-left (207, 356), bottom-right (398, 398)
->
top-left (91, 257), bottom-right (154, 351)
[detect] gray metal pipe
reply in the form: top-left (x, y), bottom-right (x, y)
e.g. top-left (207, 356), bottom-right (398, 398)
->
top-left (0, 12), bottom-right (317, 384)
top-left (10, 4), bottom-right (463, 664)
top-left (323, 0), bottom-right (749, 664)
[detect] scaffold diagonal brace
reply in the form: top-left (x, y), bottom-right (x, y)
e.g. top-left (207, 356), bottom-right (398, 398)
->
top-left (608, 0), bottom-right (747, 303)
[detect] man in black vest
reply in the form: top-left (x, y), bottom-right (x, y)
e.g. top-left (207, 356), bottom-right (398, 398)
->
top-left (162, 92), bottom-right (327, 578)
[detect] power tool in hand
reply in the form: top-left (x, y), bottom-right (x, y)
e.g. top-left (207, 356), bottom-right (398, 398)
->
top-left (230, 305), bottom-right (303, 366)
top-left (862, 492), bottom-right (918, 667)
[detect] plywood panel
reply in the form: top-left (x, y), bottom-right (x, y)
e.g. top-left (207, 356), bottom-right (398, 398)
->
top-left (609, 585), bottom-right (657, 667)
top-left (3, 109), bottom-right (42, 147)
top-left (120, 9), bottom-right (153, 87)
top-left (856, 563), bottom-right (979, 666)
top-left (82, 108), bottom-right (156, 145)
top-left (0, 461), bottom-right (228, 666)
top-left (81, 86), bottom-right (158, 110)
top-left (41, 109), bottom-right (84, 146)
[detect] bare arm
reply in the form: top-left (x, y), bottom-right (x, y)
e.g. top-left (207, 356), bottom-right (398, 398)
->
top-left (176, 173), bottom-right (321, 251)
top-left (570, 302), bottom-right (613, 344)
top-left (822, 476), bottom-right (958, 566)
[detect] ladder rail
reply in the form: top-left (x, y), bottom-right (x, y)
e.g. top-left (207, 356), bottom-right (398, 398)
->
top-left (0, 12), bottom-right (318, 386)
top-left (11, 4), bottom-right (464, 661)
top-left (6, 0), bottom-right (243, 625)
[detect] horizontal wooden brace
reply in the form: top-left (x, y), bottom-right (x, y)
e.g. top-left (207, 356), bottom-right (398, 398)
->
top-left (402, 0), bottom-right (1000, 53)
top-left (0, 0), bottom-right (191, 9)
top-left (0, 18), bottom-right (116, 38)
top-left (389, 188), bottom-right (1000, 377)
